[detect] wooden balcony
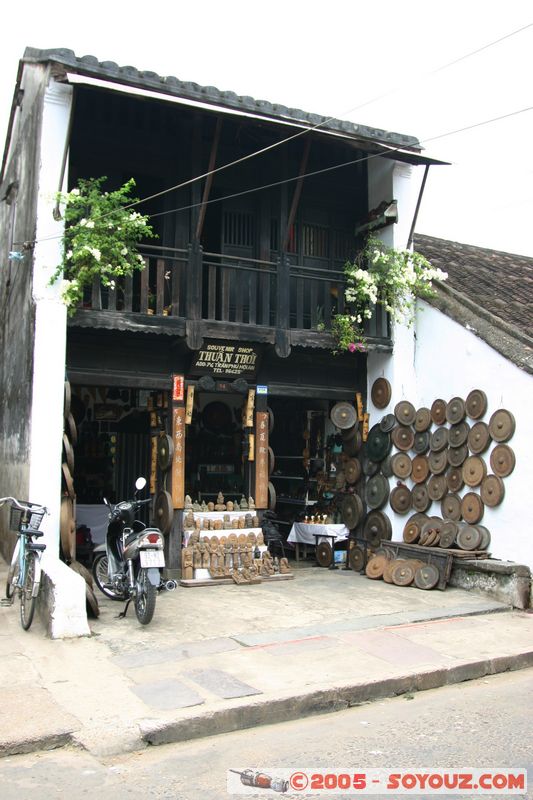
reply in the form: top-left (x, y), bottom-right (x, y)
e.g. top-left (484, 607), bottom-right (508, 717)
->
top-left (71, 244), bottom-right (391, 352)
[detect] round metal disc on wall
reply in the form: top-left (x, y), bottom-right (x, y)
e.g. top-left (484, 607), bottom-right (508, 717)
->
top-left (268, 446), bottom-right (275, 476)
top-left (446, 467), bottom-right (464, 493)
top-left (430, 427), bottom-right (449, 452)
top-left (154, 490), bottom-right (173, 534)
top-left (403, 518), bottom-right (422, 544)
top-left (431, 399), bottom-right (447, 426)
top-left (468, 422), bottom-right (492, 455)
top-left (427, 474), bottom-right (447, 501)
top-left (411, 455), bottom-right (430, 484)
top-left (446, 397), bottom-right (466, 424)
top-left (157, 433), bottom-right (174, 471)
top-left (331, 402), bottom-right (357, 430)
top-left (342, 429), bottom-right (363, 457)
top-left (414, 564), bottom-right (440, 590)
top-left (461, 493), bottom-right (484, 524)
top-left (62, 462), bottom-right (75, 499)
top-left (361, 456), bottom-right (379, 477)
top-left (394, 401), bottom-right (416, 426)
top-left (64, 380), bottom-right (71, 420)
top-left (441, 493), bottom-right (462, 521)
top-left (412, 483), bottom-right (431, 512)
top-left (365, 474), bottom-right (390, 510)
top-left (490, 444), bottom-right (516, 477)
top-left (365, 554), bottom-right (388, 579)
top-left (66, 412), bottom-right (78, 446)
top-left (428, 450), bottom-right (448, 475)
top-left (466, 389), bottom-right (488, 420)
top-left (371, 378), bottom-right (392, 409)
top-left (268, 481), bottom-right (277, 511)
top-left (345, 458), bottom-right (362, 484)
top-left (414, 407), bottom-right (432, 432)
top-left (379, 414), bottom-right (397, 433)
top-left (390, 484), bottom-right (412, 515)
top-left (349, 545), bottom-right (365, 572)
top-left (316, 540), bottom-right (333, 567)
top-left (480, 474), bottom-right (505, 507)
top-left (413, 430), bottom-right (431, 455)
top-left (456, 524), bottom-right (482, 551)
top-left (489, 409), bottom-right (516, 443)
top-left (391, 453), bottom-right (412, 480)
top-left (383, 559), bottom-right (396, 584)
top-left (342, 493), bottom-right (364, 530)
top-left (391, 561), bottom-right (415, 586)
top-left (335, 471), bottom-right (347, 491)
top-left (366, 425), bottom-right (392, 462)
top-left (363, 510), bottom-right (392, 547)
top-left (439, 520), bottom-right (458, 549)
top-left (380, 455), bottom-right (393, 478)
top-left (392, 425), bottom-right (415, 452)
top-left (449, 421), bottom-right (470, 448)
top-left (447, 444), bottom-right (469, 468)
top-left (60, 496), bottom-right (75, 561)
top-left (63, 433), bottom-right (75, 474)
top-left (462, 456), bottom-right (487, 487)
top-left (475, 524), bottom-right (491, 550)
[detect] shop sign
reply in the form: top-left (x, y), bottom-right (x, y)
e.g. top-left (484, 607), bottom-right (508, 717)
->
top-left (257, 385), bottom-right (268, 395)
top-left (172, 407), bottom-right (186, 509)
top-left (190, 341), bottom-right (261, 379)
top-left (254, 411), bottom-right (269, 508)
top-left (172, 374), bottom-right (185, 402)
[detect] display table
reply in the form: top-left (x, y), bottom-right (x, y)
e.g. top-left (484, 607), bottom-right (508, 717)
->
top-left (288, 522), bottom-right (349, 562)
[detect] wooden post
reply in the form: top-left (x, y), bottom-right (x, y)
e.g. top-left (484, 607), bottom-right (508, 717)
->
top-left (254, 411), bottom-right (269, 509)
top-left (171, 406), bottom-right (186, 509)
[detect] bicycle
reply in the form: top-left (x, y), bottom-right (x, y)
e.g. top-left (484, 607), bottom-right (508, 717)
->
top-left (1, 497), bottom-right (47, 630)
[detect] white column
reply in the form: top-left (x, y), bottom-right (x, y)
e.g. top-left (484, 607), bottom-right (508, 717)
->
top-left (29, 80), bottom-right (72, 557)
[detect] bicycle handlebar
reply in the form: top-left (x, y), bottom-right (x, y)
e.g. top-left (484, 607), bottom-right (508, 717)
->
top-left (0, 497), bottom-right (48, 514)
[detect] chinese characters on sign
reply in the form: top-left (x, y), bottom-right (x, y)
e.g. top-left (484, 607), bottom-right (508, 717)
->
top-left (254, 411), bottom-right (269, 509)
top-left (172, 374), bottom-right (184, 402)
top-left (172, 406), bottom-right (186, 508)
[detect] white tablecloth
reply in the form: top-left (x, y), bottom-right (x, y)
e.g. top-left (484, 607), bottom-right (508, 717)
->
top-left (287, 522), bottom-right (349, 545)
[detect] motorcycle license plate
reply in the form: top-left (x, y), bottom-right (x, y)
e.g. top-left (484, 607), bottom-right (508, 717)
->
top-left (140, 549), bottom-right (165, 568)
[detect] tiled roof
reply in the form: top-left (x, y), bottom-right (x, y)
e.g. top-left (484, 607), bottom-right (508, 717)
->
top-left (414, 234), bottom-right (533, 340)
top-left (22, 47), bottom-right (423, 153)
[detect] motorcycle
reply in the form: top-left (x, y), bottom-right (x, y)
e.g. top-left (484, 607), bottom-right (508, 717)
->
top-left (91, 477), bottom-right (167, 625)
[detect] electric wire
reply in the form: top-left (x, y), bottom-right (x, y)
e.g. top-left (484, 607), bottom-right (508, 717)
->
top-left (15, 23), bottom-right (533, 248)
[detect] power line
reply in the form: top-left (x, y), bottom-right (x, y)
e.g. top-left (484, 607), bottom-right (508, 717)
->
top-left (19, 24), bottom-right (533, 249)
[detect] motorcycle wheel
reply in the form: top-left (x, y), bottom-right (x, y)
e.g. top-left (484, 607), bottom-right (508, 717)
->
top-left (92, 553), bottom-right (127, 601)
top-left (135, 568), bottom-right (157, 625)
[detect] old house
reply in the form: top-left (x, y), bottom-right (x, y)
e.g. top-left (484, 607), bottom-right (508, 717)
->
top-left (4, 47), bottom-right (528, 633)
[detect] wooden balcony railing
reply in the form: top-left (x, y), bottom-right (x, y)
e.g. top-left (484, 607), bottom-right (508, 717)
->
top-left (81, 243), bottom-right (391, 343)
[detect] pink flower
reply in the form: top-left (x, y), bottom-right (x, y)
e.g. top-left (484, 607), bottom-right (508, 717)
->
top-left (348, 342), bottom-right (357, 352)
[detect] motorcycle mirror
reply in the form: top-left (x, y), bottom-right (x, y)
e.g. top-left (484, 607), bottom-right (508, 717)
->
top-left (135, 477), bottom-right (147, 492)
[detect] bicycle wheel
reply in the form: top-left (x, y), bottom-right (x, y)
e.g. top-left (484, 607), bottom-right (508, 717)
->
top-left (20, 551), bottom-right (37, 630)
top-left (5, 540), bottom-right (20, 599)
top-left (134, 568), bottom-right (157, 625)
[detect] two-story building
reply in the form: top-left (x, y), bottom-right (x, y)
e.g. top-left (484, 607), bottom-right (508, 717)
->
top-left (1, 47), bottom-right (445, 634)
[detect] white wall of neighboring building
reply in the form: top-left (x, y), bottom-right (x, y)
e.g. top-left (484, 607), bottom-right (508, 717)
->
top-left (365, 157), bottom-right (531, 570)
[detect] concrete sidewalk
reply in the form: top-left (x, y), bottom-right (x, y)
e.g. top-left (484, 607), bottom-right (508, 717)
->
top-left (1, 560), bottom-right (532, 759)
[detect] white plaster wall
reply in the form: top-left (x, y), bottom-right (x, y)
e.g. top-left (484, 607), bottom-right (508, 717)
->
top-left (414, 301), bottom-right (532, 570)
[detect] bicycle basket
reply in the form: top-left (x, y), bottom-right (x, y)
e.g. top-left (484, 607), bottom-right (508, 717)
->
top-left (9, 506), bottom-right (45, 533)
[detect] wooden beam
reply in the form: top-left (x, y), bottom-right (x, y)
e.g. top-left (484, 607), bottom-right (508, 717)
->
top-left (195, 117), bottom-right (222, 242)
top-left (282, 137), bottom-right (311, 252)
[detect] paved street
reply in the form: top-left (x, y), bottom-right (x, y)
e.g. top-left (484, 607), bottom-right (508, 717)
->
top-left (0, 668), bottom-right (531, 799)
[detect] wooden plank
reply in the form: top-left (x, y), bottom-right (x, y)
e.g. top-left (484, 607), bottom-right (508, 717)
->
top-left (195, 117), bottom-right (222, 242)
top-left (156, 258), bottom-right (165, 315)
top-left (171, 258), bottom-right (181, 317)
top-left (207, 263), bottom-right (217, 319)
top-left (260, 271), bottom-right (271, 326)
top-left (171, 406), bottom-right (186, 509)
top-left (124, 275), bottom-right (133, 312)
top-left (248, 271), bottom-right (257, 325)
top-left (254, 411), bottom-right (269, 509)
top-left (140, 256), bottom-right (149, 313)
top-left (221, 266), bottom-right (231, 321)
top-left (235, 267), bottom-right (244, 322)
top-left (91, 276), bottom-right (102, 310)
top-left (309, 278), bottom-right (318, 329)
top-left (282, 138), bottom-right (311, 251)
top-left (296, 277), bottom-right (304, 328)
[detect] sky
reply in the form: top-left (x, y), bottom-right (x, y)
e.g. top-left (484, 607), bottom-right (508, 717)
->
top-left (1, 0), bottom-right (532, 256)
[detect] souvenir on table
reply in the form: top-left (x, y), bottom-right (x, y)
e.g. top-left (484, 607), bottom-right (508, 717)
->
top-left (227, 501), bottom-right (234, 511)
top-left (248, 496), bottom-right (255, 510)
top-left (215, 492), bottom-right (226, 511)
top-left (207, 501), bottom-right (215, 512)
top-left (240, 495), bottom-right (248, 510)
top-left (184, 495), bottom-right (193, 509)
top-left (245, 513), bottom-right (254, 528)
top-left (252, 515), bottom-right (260, 527)
top-left (193, 500), bottom-right (201, 511)
top-left (200, 500), bottom-right (207, 511)
top-left (183, 510), bottom-right (195, 530)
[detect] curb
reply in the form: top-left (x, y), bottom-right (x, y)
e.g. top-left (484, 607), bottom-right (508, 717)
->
top-left (140, 650), bottom-right (533, 748)
top-left (0, 730), bottom-right (76, 759)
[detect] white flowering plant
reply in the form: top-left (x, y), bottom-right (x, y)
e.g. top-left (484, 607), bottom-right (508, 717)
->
top-left (50, 177), bottom-right (156, 313)
top-left (330, 237), bottom-right (447, 352)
